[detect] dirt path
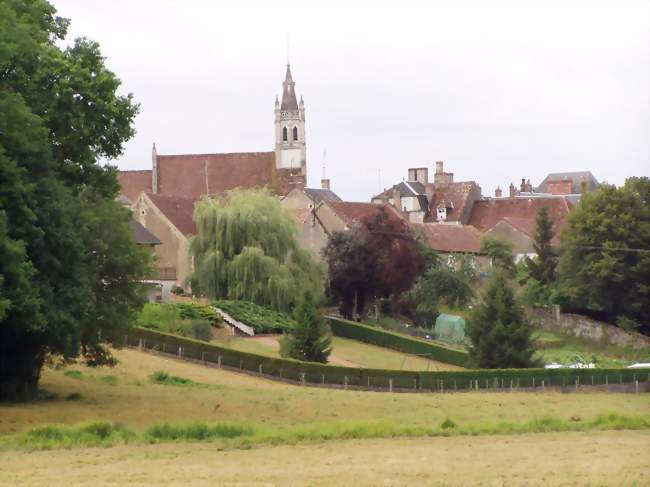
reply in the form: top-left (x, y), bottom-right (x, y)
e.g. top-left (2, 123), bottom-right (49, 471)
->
top-left (250, 335), bottom-right (360, 367)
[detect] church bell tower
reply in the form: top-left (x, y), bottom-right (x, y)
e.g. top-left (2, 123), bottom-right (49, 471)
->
top-left (275, 64), bottom-right (306, 177)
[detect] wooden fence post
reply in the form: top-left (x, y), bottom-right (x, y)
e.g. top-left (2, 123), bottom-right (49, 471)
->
top-left (635, 380), bottom-right (639, 394)
top-left (258, 364), bottom-right (263, 377)
top-left (300, 373), bottom-right (306, 386)
top-left (322, 374), bottom-right (326, 385)
top-left (344, 376), bottom-right (348, 390)
top-left (541, 380), bottom-right (545, 391)
top-left (239, 359), bottom-right (243, 370)
top-left (367, 376), bottom-right (370, 388)
top-left (201, 352), bottom-right (205, 363)
top-left (177, 346), bottom-right (181, 358)
top-left (217, 355), bottom-right (222, 368)
top-left (389, 378), bottom-right (393, 393)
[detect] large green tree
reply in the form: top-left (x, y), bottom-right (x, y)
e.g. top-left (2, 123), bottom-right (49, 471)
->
top-left (189, 189), bottom-right (324, 311)
top-left (0, 0), bottom-right (149, 399)
top-left (527, 206), bottom-right (556, 285)
top-left (556, 178), bottom-right (650, 334)
top-left (480, 235), bottom-right (515, 276)
top-left (466, 271), bottom-right (538, 369)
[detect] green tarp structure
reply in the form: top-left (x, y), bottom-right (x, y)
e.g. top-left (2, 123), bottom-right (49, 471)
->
top-left (434, 313), bottom-right (466, 344)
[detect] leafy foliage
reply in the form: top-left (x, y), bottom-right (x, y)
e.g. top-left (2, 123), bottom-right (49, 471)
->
top-left (0, 1), bottom-right (149, 399)
top-left (214, 300), bottom-right (297, 333)
top-left (323, 207), bottom-right (422, 319)
top-left (409, 267), bottom-right (474, 327)
top-left (279, 292), bottom-right (332, 363)
top-left (189, 189), bottom-right (324, 312)
top-left (480, 235), bottom-right (515, 276)
top-left (135, 303), bottom-right (218, 341)
top-left (555, 178), bottom-right (650, 334)
top-left (467, 271), bottom-right (538, 368)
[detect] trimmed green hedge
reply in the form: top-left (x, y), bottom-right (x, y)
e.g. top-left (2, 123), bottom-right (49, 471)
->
top-left (214, 300), bottom-right (297, 333)
top-left (129, 327), bottom-right (646, 392)
top-left (328, 317), bottom-right (470, 368)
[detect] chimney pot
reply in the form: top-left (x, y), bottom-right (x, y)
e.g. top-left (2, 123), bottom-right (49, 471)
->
top-left (321, 178), bottom-right (330, 190)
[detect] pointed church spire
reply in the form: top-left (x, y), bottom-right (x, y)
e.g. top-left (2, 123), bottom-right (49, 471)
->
top-left (281, 64), bottom-right (299, 110)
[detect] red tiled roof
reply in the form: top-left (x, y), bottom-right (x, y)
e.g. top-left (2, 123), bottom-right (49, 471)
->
top-left (501, 217), bottom-right (536, 237)
top-left (414, 223), bottom-right (483, 254)
top-left (469, 197), bottom-right (571, 235)
top-left (156, 152), bottom-right (279, 198)
top-left (424, 181), bottom-right (481, 224)
top-left (118, 170), bottom-right (151, 202)
top-left (146, 193), bottom-right (197, 236)
top-left (327, 202), bottom-right (402, 226)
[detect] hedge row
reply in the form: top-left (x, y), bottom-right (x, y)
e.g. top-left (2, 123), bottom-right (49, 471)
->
top-left (328, 317), bottom-right (470, 368)
top-left (129, 327), bottom-right (646, 392)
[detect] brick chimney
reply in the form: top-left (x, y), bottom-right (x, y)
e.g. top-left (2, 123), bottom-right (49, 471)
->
top-left (495, 186), bottom-right (502, 198)
top-left (408, 167), bottom-right (429, 185)
top-left (321, 178), bottom-right (330, 190)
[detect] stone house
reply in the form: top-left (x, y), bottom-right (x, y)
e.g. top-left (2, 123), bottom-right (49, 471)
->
top-left (413, 223), bottom-right (490, 273)
top-left (132, 192), bottom-right (196, 298)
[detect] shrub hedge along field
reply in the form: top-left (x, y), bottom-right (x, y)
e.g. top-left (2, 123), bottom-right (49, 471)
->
top-left (328, 317), bottom-right (470, 367)
top-left (129, 327), bottom-right (645, 392)
top-left (214, 300), bottom-right (297, 333)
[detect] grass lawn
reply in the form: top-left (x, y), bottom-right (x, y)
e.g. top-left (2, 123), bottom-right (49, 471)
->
top-left (213, 335), bottom-right (463, 371)
top-left (2, 431), bottom-right (648, 486)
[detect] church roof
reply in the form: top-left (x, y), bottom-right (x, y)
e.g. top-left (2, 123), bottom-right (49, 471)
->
top-left (156, 151), bottom-right (277, 199)
top-left (118, 169), bottom-right (151, 203)
top-left (280, 64), bottom-right (299, 110)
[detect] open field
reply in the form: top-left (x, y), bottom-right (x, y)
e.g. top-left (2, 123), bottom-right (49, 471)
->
top-left (1, 348), bottom-right (648, 437)
top-left (1, 431), bottom-right (648, 486)
top-left (215, 334), bottom-right (462, 370)
top-left (1, 348), bottom-right (649, 485)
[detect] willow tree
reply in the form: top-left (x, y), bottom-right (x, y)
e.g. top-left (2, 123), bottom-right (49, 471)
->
top-left (189, 189), bottom-right (324, 311)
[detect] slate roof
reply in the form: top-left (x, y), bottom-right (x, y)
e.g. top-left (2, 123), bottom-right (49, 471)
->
top-left (280, 64), bottom-right (299, 110)
top-left (537, 171), bottom-right (599, 194)
top-left (414, 223), bottom-right (483, 254)
top-left (118, 170), bottom-right (151, 202)
top-left (129, 219), bottom-right (161, 245)
top-left (146, 193), bottom-right (197, 236)
top-left (468, 197), bottom-right (571, 234)
top-left (303, 188), bottom-right (342, 204)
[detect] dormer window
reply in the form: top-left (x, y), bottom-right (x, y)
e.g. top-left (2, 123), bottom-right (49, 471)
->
top-left (282, 126), bottom-right (288, 142)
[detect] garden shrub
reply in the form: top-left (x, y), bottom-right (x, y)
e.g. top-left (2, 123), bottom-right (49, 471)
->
top-left (190, 319), bottom-right (213, 341)
top-left (214, 300), bottom-right (297, 333)
top-left (134, 303), bottom-right (221, 340)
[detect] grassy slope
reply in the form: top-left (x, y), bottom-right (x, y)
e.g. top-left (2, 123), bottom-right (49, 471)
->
top-left (214, 335), bottom-right (462, 371)
top-left (1, 348), bottom-right (648, 437)
top-left (1, 431), bottom-right (648, 486)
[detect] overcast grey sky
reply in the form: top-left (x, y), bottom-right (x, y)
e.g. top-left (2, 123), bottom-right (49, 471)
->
top-left (53, 1), bottom-right (649, 201)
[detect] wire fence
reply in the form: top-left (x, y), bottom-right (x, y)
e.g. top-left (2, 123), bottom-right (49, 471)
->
top-left (126, 329), bottom-right (649, 394)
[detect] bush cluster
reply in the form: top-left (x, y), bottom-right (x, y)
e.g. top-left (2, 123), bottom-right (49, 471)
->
top-left (135, 303), bottom-right (221, 342)
top-left (214, 300), bottom-right (297, 333)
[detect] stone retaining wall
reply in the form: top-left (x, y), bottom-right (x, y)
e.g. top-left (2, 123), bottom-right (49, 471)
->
top-left (530, 306), bottom-right (650, 351)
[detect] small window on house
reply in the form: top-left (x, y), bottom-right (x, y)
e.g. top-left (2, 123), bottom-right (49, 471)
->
top-left (282, 126), bottom-right (288, 142)
top-left (293, 126), bottom-right (298, 141)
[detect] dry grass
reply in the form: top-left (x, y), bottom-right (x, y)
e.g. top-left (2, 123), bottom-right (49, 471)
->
top-left (1, 431), bottom-right (648, 486)
top-left (1, 348), bottom-right (648, 437)
top-left (213, 335), bottom-right (463, 370)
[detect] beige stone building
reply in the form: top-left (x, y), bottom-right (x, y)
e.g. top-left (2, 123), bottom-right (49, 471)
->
top-left (132, 192), bottom-right (196, 297)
